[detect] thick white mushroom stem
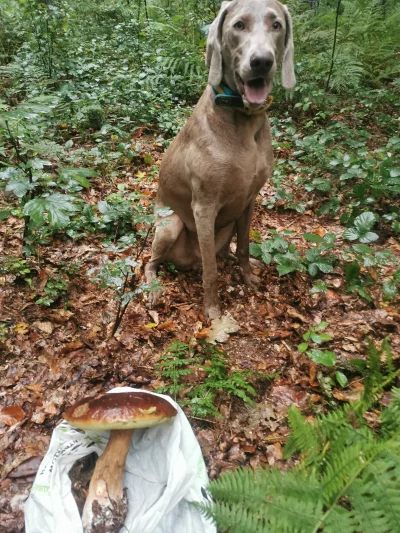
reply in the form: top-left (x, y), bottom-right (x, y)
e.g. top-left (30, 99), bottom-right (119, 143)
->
top-left (82, 428), bottom-right (134, 533)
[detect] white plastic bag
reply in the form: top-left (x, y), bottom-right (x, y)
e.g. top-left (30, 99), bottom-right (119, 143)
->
top-left (25, 387), bottom-right (216, 533)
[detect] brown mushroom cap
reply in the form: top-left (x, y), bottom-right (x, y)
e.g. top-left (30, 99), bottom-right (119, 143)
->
top-left (63, 392), bottom-right (177, 431)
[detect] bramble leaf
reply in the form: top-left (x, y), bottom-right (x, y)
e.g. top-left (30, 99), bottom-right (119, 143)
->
top-left (23, 194), bottom-right (78, 227)
top-left (335, 371), bottom-right (348, 387)
top-left (307, 349), bottom-right (336, 367)
top-left (382, 280), bottom-right (397, 301)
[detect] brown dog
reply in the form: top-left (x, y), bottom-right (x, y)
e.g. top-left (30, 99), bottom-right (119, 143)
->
top-left (145, 0), bottom-right (295, 318)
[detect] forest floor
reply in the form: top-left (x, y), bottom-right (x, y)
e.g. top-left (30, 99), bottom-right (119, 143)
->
top-left (1, 103), bottom-right (399, 532)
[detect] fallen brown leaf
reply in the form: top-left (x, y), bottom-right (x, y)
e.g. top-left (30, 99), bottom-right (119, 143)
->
top-left (33, 321), bottom-right (54, 334)
top-left (314, 227), bottom-right (326, 237)
top-left (286, 307), bottom-right (308, 323)
top-left (206, 313), bottom-right (240, 343)
top-left (0, 406), bottom-right (26, 426)
top-left (332, 388), bottom-right (363, 402)
top-left (60, 340), bottom-right (84, 354)
top-left (8, 456), bottom-right (43, 479)
top-left (157, 319), bottom-right (175, 331)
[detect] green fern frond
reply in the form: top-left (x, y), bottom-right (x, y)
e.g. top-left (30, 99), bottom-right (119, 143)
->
top-left (323, 506), bottom-right (360, 533)
top-left (382, 337), bottom-right (395, 377)
top-left (200, 338), bottom-right (400, 533)
top-left (348, 451), bottom-right (400, 533)
top-left (207, 469), bottom-right (323, 533)
top-left (381, 388), bottom-right (400, 437)
top-left (157, 341), bottom-right (263, 418)
top-left (24, 140), bottom-right (64, 158)
top-left (285, 406), bottom-right (320, 459)
top-left (199, 501), bottom-right (270, 533)
top-left (316, 403), bottom-right (354, 441)
top-left (362, 337), bottom-right (396, 408)
top-left (321, 441), bottom-right (382, 503)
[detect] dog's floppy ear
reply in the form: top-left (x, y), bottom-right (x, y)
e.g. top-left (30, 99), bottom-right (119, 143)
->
top-left (206, 1), bottom-right (230, 86)
top-left (281, 5), bottom-right (296, 89)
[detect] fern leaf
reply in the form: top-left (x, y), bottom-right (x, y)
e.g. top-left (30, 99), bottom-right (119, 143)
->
top-left (321, 439), bottom-right (392, 504)
top-left (381, 388), bottom-right (400, 437)
top-left (323, 505), bottom-right (359, 533)
top-left (198, 501), bottom-right (271, 533)
top-left (205, 467), bottom-right (324, 532)
top-left (285, 407), bottom-right (320, 459)
top-left (358, 452), bottom-right (400, 532)
top-left (316, 403), bottom-right (356, 441)
top-left (347, 451), bottom-right (400, 533)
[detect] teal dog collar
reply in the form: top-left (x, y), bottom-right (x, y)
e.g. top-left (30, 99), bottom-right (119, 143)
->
top-left (213, 84), bottom-right (244, 108)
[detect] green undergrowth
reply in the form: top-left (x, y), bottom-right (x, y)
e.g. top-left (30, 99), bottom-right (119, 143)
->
top-left (198, 338), bottom-right (400, 533)
top-left (250, 224), bottom-right (399, 304)
top-left (0, 0), bottom-right (398, 332)
top-left (156, 341), bottom-right (275, 419)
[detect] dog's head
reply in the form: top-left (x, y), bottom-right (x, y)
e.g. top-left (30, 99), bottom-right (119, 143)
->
top-left (206, 0), bottom-right (295, 108)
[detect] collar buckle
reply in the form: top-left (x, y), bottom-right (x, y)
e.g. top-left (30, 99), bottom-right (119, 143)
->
top-left (214, 93), bottom-right (245, 108)
top-left (213, 84), bottom-right (273, 116)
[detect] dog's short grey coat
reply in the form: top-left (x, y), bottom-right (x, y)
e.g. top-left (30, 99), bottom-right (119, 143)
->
top-left (145, 0), bottom-right (295, 318)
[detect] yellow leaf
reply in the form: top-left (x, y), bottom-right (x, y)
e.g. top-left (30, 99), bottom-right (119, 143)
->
top-left (15, 322), bottom-right (29, 334)
top-left (135, 171), bottom-right (146, 179)
top-left (143, 323), bottom-right (158, 329)
top-left (250, 230), bottom-right (262, 243)
top-left (143, 153), bottom-right (153, 165)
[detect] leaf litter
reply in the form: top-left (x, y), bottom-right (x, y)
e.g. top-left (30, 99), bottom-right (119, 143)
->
top-left (1, 128), bottom-right (399, 533)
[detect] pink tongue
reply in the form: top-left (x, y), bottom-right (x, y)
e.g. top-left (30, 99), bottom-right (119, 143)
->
top-left (244, 83), bottom-right (268, 105)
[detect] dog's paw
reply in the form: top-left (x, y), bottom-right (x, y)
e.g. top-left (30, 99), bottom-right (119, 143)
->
top-left (244, 272), bottom-right (261, 289)
top-left (147, 288), bottom-right (163, 308)
top-left (249, 258), bottom-right (264, 270)
top-left (204, 304), bottom-right (221, 320)
top-left (218, 252), bottom-right (238, 264)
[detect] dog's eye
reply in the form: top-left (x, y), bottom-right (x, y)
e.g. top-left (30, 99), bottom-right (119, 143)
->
top-left (272, 21), bottom-right (282, 30)
top-left (234, 21), bottom-right (245, 30)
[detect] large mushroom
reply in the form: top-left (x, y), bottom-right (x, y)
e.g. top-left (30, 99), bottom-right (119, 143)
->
top-left (63, 391), bottom-right (177, 533)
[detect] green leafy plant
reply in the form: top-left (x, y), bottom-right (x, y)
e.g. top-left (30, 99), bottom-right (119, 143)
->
top-left (157, 341), bottom-right (270, 419)
top-left (303, 233), bottom-right (337, 276)
top-left (250, 230), bottom-right (306, 276)
top-left (311, 280), bottom-right (328, 295)
top-left (0, 96), bottom-right (101, 253)
top-left (298, 321), bottom-right (337, 368)
top-left (344, 260), bottom-right (374, 303)
top-left (155, 341), bottom-right (195, 398)
top-left (198, 339), bottom-right (400, 533)
top-left (34, 262), bottom-right (81, 307)
top-left (35, 274), bottom-right (69, 307)
top-left (382, 269), bottom-right (400, 302)
top-left (96, 187), bottom-right (154, 240)
top-left (0, 256), bottom-right (33, 281)
top-left (345, 244), bottom-right (393, 269)
top-left (343, 211), bottom-right (379, 244)
top-left (0, 323), bottom-right (9, 342)
top-left (251, 231), bottom-right (338, 278)
top-left (88, 254), bottom-right (160, 336)
top-left (79, 105), bottom-right (105, 131)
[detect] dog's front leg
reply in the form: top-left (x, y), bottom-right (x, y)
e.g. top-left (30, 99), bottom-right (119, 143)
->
top-left (236, 198), bottom-right (261, 289)
top-left (192, 202), bottom-right (221, 319)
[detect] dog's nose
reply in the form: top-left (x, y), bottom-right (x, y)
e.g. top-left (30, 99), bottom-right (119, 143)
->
top-left (250, 52), bottom-right (274, 73)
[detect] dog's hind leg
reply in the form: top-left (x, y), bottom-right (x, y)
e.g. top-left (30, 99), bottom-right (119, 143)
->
top-left (236, 198), bottom-right (261, 289)
top-left (145, 213), bottom-right (184, 306)
top-left (216, 223), bottom-right (237, 262)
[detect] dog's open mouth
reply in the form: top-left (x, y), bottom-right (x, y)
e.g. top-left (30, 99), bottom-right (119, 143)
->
top-left (236, 74), bottom-right (269, 106)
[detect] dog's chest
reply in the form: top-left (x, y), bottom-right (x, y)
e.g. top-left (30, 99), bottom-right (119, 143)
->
top-left (214, 136), bottom-right (269, 223)
top-left (222, 131), bottom-right (270, 192)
